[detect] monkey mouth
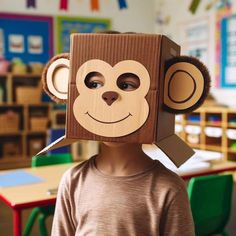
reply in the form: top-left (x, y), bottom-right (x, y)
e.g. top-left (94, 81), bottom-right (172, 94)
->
top-left (85, 112), bottom-right (132, 124)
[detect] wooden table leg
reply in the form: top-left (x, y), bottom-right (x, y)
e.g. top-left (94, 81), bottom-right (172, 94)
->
top-left (13, 209), bottom-right (22, 236)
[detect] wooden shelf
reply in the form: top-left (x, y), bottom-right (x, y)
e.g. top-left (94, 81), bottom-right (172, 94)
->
top-left (0, 131), bottom-right (23, 136)
top-left (189, 143), bottom-right (201, 149)
top-left (228, 124), bottom-right (236, 128)
top-left (175, 107), bottom-right (236, 161)
top-left (205, 145), bottom-right (222, 152)
top-left (228, 148), bottom-right (236, 153)
top-left (205, 122), bottom-right (222, 127)
top-left (0, 72), bottom-right (51, 169)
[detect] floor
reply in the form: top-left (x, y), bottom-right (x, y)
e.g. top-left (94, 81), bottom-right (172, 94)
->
top-left (0, 184), bottom-right (236, 236)
top-left (0, 204), bottom-right (53, 236)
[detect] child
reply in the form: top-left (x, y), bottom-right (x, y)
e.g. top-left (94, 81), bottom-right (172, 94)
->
top-left (51, 142), bottom-right (195, 235)
top-left (40, 32), bottom-right (210, 235)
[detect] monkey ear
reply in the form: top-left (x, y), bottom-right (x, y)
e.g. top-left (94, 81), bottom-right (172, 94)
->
top-left (42, 53), bottom-right (70, 103)
top-left (163, 56), bottom-right (210, 114)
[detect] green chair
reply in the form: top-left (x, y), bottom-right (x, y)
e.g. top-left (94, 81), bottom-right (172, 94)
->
top-left (187, 174), bottom-right (233, 236)
top-left (23, 153), bottom-right (73, 236)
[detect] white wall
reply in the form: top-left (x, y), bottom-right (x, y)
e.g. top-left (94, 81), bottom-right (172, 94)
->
top-left (0, 0), bottom-right (155, 33)
top-left (154, 0), bottom-right (236, 107)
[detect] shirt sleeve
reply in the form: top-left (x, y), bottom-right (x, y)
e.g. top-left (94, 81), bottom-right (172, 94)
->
top-left (51, 170), bottom-right (76, 236)
top-left (160, 188), bottom-right (195, 236)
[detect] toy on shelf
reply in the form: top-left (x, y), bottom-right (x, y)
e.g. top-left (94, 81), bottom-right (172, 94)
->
top-left (8, 58), bottom-right (29, 74)
top-left (0, 57), bottom-right (10, 74)
top-left (187, 114), bottom-right (201, 123)
top-left (207, 114), bottom-right (221, 125)
top-left (229, 119), bottom-right (236, 126)
top-left (185, 125), bottom-right (201, 145)
top-left (175, 107), bottom-right (236, 161)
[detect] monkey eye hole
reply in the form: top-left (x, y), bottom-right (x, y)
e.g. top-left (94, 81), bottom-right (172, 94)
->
top-left (117, 73), bottom-right (140, 91)
top-left (85, 72), bottom-right (105, 89)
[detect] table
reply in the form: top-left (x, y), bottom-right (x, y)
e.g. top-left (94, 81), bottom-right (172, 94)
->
top-left (1, 161), bottom-right (236, 236)
top-left (0, 163), bottom-right (77, 236)
top-left (180, 160), bottom-right (236, 180)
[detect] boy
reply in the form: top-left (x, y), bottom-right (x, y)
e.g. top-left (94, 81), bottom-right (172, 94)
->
top-left (51, 142), bottom-right (195, 235)
top-left (40, 32), bottom-right (210, 235)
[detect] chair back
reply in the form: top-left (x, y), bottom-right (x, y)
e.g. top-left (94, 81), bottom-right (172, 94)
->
top-left (32, 153), bottom-right (73, 167)
top-left (187, 174), bottom-right (233, 236)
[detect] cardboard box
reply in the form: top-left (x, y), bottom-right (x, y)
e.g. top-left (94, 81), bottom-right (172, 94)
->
top-left (16, 87), bottom-right (41, 104)
top-left (30, 117), bottom-right (48, 131)
top-left (38, 34), bottom-right (212, 167)
top-left (0, 112), bottom-right (19, 133)
top-left (29, 139), bottom-right (44, 156)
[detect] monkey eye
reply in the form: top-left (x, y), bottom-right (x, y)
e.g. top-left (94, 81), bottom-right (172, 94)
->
top-left (85, 72), bottom-right (105, 89)
top-left (117, 73), bottom-right (140, 91)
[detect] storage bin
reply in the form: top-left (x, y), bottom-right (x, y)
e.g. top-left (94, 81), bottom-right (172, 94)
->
top-left (3, 142), bottom-right (21, 157)
top-left (16, 86), bottom-right (41, 104)
top-left (30, 117), bottom-right (48, 131)
top-left (29, 139), bottom-right (44, 156)
top-left (0, 111), bottom-right (19, 133)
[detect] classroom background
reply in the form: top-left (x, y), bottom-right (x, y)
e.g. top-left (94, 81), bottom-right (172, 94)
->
top-left (0, 0), bottom-right (236, 235)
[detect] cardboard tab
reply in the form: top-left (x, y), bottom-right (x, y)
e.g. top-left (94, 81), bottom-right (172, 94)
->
top-left (36, 135), bottom-right (77, 156)
top-left (155, 134), bottom-right (195, 167)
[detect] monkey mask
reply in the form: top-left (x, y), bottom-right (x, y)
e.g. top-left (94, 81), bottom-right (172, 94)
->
top-left (39, 33), bottom-right (210, 167)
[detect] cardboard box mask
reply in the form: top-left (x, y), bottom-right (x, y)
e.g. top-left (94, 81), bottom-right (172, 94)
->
top-left (39, 33), bottom-right (210, 167)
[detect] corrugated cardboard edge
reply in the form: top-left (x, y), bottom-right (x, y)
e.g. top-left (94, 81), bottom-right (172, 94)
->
top-left (36, 135), bottom-right (78, 156)
top-left (155, 134), bottom-right (195, 167)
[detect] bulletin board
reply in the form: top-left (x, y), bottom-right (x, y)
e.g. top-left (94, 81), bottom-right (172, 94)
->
top-left (56, 16), bottom-right (111, 53)
top-left (0, 13), bottom-right (53, 64)
top-left (179, 17), bottom-right (210, 67)
top-left (221, 15), bottom-right (236, 88)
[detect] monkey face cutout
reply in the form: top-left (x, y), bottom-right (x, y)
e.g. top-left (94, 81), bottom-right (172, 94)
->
top-left (73, 59), bottom-right (150, 137)
top-left (41, 34), bottom-right (211, 167)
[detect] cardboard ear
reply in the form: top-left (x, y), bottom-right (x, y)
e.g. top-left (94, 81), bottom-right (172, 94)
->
top-left (164, 56), bottom-right (210, 114)
top-left (42, 53), bottom-right (70, 103)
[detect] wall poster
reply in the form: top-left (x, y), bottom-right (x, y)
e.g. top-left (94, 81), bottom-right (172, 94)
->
top-left (221, 15), bottom-right (236, 88)
top-left (56, 16), bottom-right (111, 53)
top-left (0, 13), bottom-right (53, 64)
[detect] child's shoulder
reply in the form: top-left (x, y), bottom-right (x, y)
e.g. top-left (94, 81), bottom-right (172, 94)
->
top-left (61, 157), bottom-right (93, 184)
top-left (153, 161), bottom-right (187, 193)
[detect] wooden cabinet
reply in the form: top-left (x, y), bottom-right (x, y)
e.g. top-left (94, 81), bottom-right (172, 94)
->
top-left (175, 107), bottom-right (236, 161)
top-left (0, 73), bottom-right (51, 170)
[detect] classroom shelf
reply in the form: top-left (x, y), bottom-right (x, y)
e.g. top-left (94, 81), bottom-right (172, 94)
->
top-left (175, 107), bottom-right (236, 161)
top-left (0, 73), bottom-right (51, 170)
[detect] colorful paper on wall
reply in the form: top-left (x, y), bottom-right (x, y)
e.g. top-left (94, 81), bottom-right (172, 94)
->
top-left (117, 0), bottom-right (127, 9)
top-left (56, 16), bottom-right (111, 53)
top-left (60, 0), bottom-right (68, 10)
top-left (26, 0), bottom-right (36, 8)
top-left (179, 18), bottom-right (210, 68)
top-left (91, 0), bottom-right (99, 11)
top-left (215, 4), bottom-right (232, 87)
top-left (221, 15), bottom-right (236, 88)
top-left (0, 13), bottom-right (53, 64)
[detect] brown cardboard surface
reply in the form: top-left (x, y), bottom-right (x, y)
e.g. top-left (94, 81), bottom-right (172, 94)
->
top-left (155, 36), bottom-right (180, 142)
top-left (73, 59), bottom-right (150, 137)
top-left (46, 58), bottom-right (70, 100)
top-left (156, 134), bottom-right (195, 167)
top-left (67, 34), bottom-right (161, 143)
top-left (164, 62), bottom-right (204, 110)
top-left (40, 33), bottom-right (197, 166)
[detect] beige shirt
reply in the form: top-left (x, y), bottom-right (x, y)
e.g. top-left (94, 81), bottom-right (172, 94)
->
top-left (51, 157), bottom-right (195, 236)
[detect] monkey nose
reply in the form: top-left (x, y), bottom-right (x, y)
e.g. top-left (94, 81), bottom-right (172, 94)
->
top-left (102, 91), bottom-right (119, 106)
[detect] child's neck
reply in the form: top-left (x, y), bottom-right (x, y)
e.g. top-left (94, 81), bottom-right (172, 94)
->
top-left (95, 142), bottom-right (155, 177)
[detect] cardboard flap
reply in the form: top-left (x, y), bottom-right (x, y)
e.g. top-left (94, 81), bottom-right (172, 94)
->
top-left (36, 135), bottom-right (78, 156)
top-left (155, 134), bottom-right (195, 167)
